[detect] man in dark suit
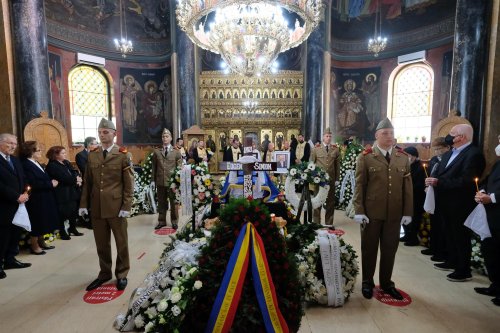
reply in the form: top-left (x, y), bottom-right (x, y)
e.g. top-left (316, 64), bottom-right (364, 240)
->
top-left (223, 138), bottom-right (243, 162)
top-left (75, 136), bottom-right (98, 176)
top-left (0, 133), bottom-right (31, 279)
top-left (474, 134), bottom-right (500, 306)
top-left (426, 124), bottom-right (486, 282)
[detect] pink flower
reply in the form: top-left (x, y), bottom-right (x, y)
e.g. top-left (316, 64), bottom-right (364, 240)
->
top-left (191, 170), bottom-right (196, 175)
top-left (198, 192), bottom-right (206, 200)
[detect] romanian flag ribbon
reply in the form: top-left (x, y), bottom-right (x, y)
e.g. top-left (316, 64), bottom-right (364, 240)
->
top-left (205, 222), bottom-right (289, 333)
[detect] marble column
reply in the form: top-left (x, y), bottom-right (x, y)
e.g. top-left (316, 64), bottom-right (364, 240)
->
top-left (10, 0), bottom-right (52, 128)
top-left (176, 27), bottom-right (198, 132)
top-left (0, 0), bottom-right (16, 134)
top-left (303, 20), bottom-right (326, 142)
top-left (449, 0), bottom-right (493, 147)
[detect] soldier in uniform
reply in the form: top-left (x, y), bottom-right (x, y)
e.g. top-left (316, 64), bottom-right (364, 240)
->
top-left (152, 129), bottom-right (182, 230)
top-left (353, 118), bottom-right (413, 300)
top-left (310, 128), bottom-right (340, 225)
top-left (79, 118), bottom-right (134, 291)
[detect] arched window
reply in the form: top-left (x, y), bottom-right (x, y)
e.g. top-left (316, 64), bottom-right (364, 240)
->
top-left (68, 66), bottom-right (113, 144)
top-left (390, 63), bottom-right (434, 143)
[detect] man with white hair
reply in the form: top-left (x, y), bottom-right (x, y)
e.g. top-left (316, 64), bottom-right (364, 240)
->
top-left (426, 123), bottom-right (485, 282)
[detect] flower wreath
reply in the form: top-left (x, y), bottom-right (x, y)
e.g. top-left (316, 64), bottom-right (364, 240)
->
top-left (287, 224), bottom-right (358, 305)
top-left (284, 161), bottom-right (330, 214)
top-left (168, 162), bottom-right (214, 212)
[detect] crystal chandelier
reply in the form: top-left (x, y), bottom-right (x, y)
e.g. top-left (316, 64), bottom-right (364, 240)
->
top-left (243, 100), bottom-right (258, 111)
top-left (176, 0), bottom-right (322, 76)
top-left (367, 1), bottom-right (387, 57)
top-left (114, 0), bottom-right (133, 57)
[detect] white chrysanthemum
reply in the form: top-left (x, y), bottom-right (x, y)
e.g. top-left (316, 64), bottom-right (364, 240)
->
top-left (194, 280), bottom-right (203, 289)
top-left (301, 174), bottom-right (308, 180)
top-left (193, 189), bottom-right (199, 196)
top-left (171, 268), bottom-right (180, 278)
top-left (290, 168), bottom-right (297, 176)
top-left (170, 292), bottom-right (182, 303)
top-left (145, 306), bottom-right (157, 319)
top-left (157, 299), bottom-right (168, 312)
top-left (198, 185), bottom-right (206, 192)
top-left (308, 163), bottom-right (315, 170)
top-left (144, 322), bottom-right (154, 333)
top-left (134, 315), bottom-right (145, 328)
top-left (171, 305), bottom-right (181, 316)
top-left (314, 177), bottom-right (320, 183)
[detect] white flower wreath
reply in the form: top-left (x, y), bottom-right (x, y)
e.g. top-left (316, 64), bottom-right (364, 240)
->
top-left (284, 162), bottom-right (330, 214)
top-left (295, 237), bottom-right (358, 304)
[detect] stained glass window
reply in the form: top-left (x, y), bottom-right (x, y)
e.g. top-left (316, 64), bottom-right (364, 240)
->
top-left (391, 63), bottom-right (434, 143)
top-left (68, 66), bottom-right (112, 144)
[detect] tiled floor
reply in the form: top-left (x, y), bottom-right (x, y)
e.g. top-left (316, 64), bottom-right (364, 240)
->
top-left (1, 211), bottom-right (498, 333)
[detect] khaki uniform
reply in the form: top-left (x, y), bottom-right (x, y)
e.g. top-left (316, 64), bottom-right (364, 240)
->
top-left (80, 145), bottom-right (134, 280)
top-left (353, 146), bottom-right (413, 289)
top-left (310, 144), bottom-right (340, 225)
top-left (152, 146), bottom-right (182, 224)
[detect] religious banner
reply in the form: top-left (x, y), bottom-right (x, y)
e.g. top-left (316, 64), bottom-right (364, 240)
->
top-left (120, 67), bottom-right (172, 144)
top-left (48, 52), bottom-right (65, 127)
top-left (331, 67), bottom-right (381, 140)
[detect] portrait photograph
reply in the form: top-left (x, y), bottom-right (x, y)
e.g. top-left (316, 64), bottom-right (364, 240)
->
top-left (273, 151), bottom-right (290, 174)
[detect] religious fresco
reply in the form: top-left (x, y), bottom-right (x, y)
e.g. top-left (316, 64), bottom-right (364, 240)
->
top-left (119, 67), bottom-right (172, 144)
top-left (330, 0), bottom-right (456, 57)
top-left (48, 52), bottom-right (66, 128)
top-left (332, 67), bottom-right (382, 141)
top-left (438, 50), bottom-right (453, 120)
top-left (44, 0), bottom-right (170, 60)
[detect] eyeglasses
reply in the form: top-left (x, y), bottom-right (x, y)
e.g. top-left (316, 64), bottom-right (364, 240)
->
top-left (35, 149), bottom-right (42, 152)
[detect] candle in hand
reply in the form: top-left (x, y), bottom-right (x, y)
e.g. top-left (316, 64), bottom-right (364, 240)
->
top-left (422, 163), bottom-right (429, 178)
top-left (24, 186), bottom-right (31, 195)
top-left (474, 177), bottom-right (479, 192)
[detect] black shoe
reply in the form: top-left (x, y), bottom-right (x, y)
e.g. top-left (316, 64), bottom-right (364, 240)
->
top-left (39, 244), bottom-right (55, 250)
top-left (155, 223), bottom-right (166, 230)
top-left (172, 222), bottom-right (178, 230)
top-left (4, 259), bottom-right (31, 269)
top-left (86, 278), bottom-right (111, 291)
top-left (492, 297), bottom-right (500, 306)
top-left (434, 262), bottom-right (454, 271)
top-left (361, 286), bottom-right (373, 299)
top-left (430, 255), bottom-right (446, 262)
top-left (60, 230), bottom-right (71, 240)
top-left (446, 272), bottom-right (472, 282)
top-left (30, 249), bottom-right (46, 255)
top-left (0, 269), bottom-right (5, 279)
top-left (382, 287), bottom-right (404, 300)
top-left (404, 240), bottom-right (420, 246)
top-left (116, 278), bottom-right (128, 290)
top-left (474, 287), bottom-right (497, 296)
top-left (68, 227), bottom-right (83, 236)
top-left (399, 236), bottom-right (408, 242)
top-left (421, 248), bottom-right (433, 256)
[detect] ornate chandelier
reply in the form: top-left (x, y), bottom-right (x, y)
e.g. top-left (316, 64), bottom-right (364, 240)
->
top-left (114, 0), bottom-right (133, 57)
top-left (176, 0), bottom-right (322, 76)
top-left (367, 1), bottom-right (387, 57)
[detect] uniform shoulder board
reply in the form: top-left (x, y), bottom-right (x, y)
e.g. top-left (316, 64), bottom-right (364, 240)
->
top-left (397, 148), bottom-right (408, 156)
top-left (119, 146), bottom-right (128, 154)
top-left (331, 144), bottom-right (338, 148)
top-left (362, 147), bottom-right (373, 155)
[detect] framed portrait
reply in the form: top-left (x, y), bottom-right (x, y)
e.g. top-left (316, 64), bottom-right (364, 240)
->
top-left (273, 151), bottom-right (290, 174)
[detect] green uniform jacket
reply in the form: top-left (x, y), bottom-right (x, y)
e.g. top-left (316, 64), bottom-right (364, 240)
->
top-left (151, 147), bottom-right (182, 187)
top-left (354, 146), bottom-right (413, 221)
top-left (80, 145), bottom-right (134, 219)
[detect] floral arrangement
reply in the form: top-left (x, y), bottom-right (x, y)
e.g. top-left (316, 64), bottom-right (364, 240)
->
top-left (180, 198), bottom-right (304, 333)
top-left (335, 141), bottom-right (363, 211)
top-left (131, 152), bottom-right (156, 216)
top-left (287, 223), bottom-right (358, 305)
top-left (284, 161), bottom-right (330, 214)
top-left (19, 231), bottom-right (55, 248)
top-left (168, 162), bottom-right (214, 212)
top-left (419, 213), bottom-right (431, 247)
top-left (471, 235), bottom-right (487, 275)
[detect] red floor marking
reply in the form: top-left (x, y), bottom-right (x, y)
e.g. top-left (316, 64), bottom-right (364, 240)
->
top-left (137, 252), bottom-right (146, 260)
top-left (373, 286), bottom-right (412, 307)
top-left (83, 284), bottom-right (124, 304)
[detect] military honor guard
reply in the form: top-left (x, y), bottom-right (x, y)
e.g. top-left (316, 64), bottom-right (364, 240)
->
top-left (310, 128), bottom-right (340, 225)
top-left (353, 118), bottom-right (413, 300)
top-left (79, 119), bottom-right (134, 291)
top-left (152, 129), bottom-right (182, 230)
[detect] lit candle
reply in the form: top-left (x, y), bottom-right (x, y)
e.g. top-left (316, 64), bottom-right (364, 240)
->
top-left (24, 185), bottom-right (31, 195)
top-left (422, 163), bottom-right (429, 178)
top-left (474, 177), bottom-right (479, 193)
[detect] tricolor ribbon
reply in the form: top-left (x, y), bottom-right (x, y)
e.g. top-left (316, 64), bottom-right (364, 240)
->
top-left (205, 223), bottom-right (289, 333)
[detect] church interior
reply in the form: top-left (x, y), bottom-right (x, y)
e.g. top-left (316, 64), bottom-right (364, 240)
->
top-left (0, 0), bottom-right (499, 332)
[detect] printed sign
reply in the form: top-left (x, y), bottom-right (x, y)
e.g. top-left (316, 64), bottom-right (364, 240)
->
top-left (83, 284), bottom-right (124, 304)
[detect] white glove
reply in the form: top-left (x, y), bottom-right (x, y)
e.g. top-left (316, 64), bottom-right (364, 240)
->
top-left (354, 214), bottom-right (369, 224)
top-left (78, 208), bottom-right (88, 216)
top-left (118, 210), bottom-right (130, 218)
top-left (401, 216), bottom-right (412, 225)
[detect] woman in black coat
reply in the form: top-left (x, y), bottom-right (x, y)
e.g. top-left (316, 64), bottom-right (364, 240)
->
top-left (19, 141), bottom-right (59, 254)
top-left (45, 146), bottom-right (83, 240)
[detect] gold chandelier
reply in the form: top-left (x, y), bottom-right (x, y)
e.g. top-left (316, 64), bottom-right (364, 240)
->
top-left (176, 0), bottom-right (322, 76)
top-left (114, 0), bottom-right (133, 57)
top-left (367, 1), bottom-right (387, 57)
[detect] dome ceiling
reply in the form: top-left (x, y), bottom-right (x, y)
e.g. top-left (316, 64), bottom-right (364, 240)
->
top-left (44, 0), bottom-right (171, 62)
top-left (331, 0), bottom-right (457, 60)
